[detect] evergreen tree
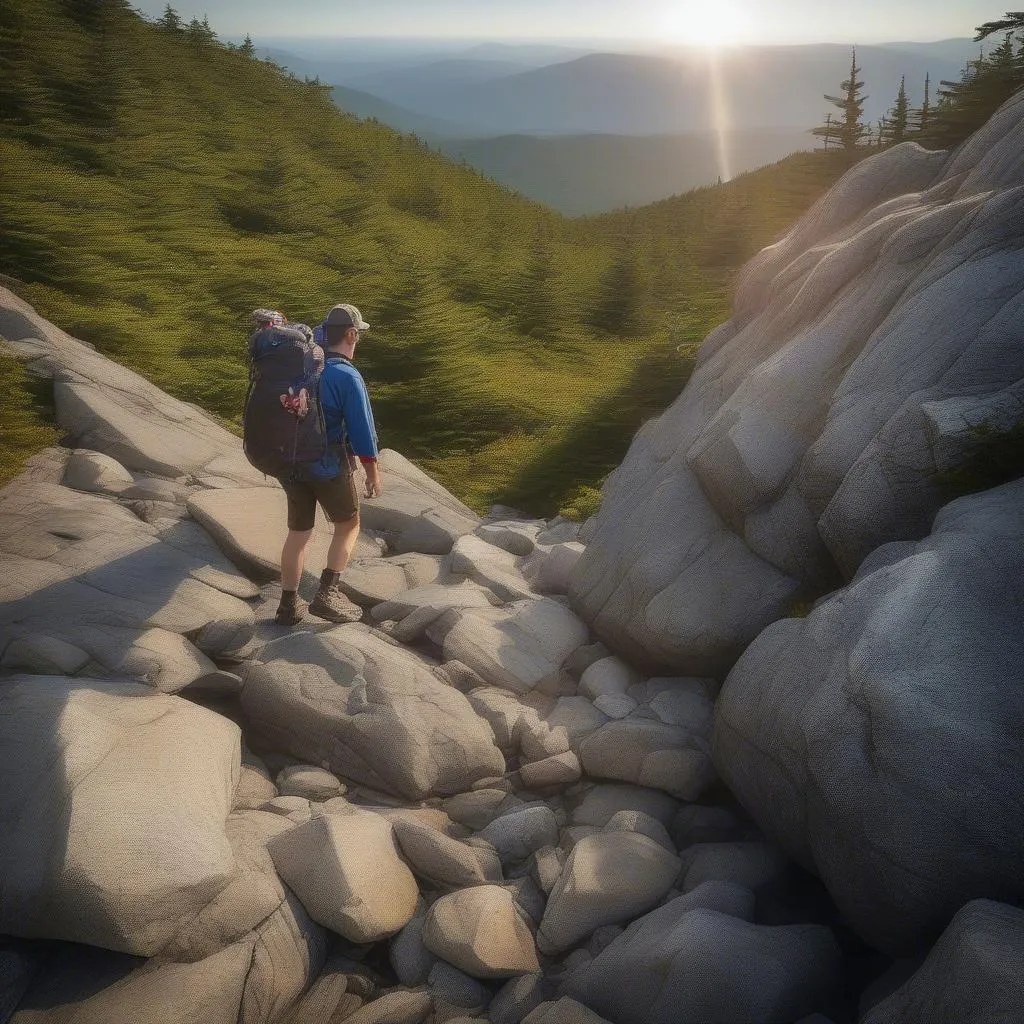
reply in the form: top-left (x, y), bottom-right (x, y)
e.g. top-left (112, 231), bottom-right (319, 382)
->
top-left (513, 233), bottom-right (562, 338)
top-left (815, 46), bottom-right (869, 153)
top-left (925, 31), bottom-right (1024, 146)
top-left (239, 34), bottom-right (255, 57)
top-left (156, 4), bottom-right (182, 32)
top-left (886, 75), bottom-right (909, 144)
top-left (912, 72), bottom-right (933, 134)
top-left (587, 235), bottom-right (646, 335)
top-left (975, 10), bottom-right (1024, 39)
top-left (186, 16), bottom-right (215, 45)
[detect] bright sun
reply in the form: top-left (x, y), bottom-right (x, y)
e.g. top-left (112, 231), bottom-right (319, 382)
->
top-left (658, 0), bottom-right (753, 48)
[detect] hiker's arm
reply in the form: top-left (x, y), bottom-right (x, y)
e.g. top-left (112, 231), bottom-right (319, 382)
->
top-left (338, 374), bottom-right (382, 496)
top-left (338, 376), bottom-right (379, 460)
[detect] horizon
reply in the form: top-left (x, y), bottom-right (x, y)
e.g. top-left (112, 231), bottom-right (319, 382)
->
top-left (130, 0), bottom-right (998, 48)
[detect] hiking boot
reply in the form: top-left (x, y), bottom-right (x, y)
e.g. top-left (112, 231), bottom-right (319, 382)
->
top-left (309, 583), bottom-right (363, 623)
top-left (275, 595), bottom-right (308, 626)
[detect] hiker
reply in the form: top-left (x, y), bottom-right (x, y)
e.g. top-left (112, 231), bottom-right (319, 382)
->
top-left (274, 303), bottom-right (382, 626)
top-left (243, 304), bottom-right (381, 625)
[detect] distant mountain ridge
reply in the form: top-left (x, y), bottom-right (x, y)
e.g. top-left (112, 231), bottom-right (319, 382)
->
top-left (367, 41), bottom-right (978, 135)
top-left (321, 36), bottom-right (979, 212)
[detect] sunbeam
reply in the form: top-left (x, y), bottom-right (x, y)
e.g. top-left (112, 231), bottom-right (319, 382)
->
top-left (707, 49), bottom-right (732, 183)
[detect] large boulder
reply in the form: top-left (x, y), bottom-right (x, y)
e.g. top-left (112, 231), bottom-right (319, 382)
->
top-left (0, 286), bottom-right (267, 486)
top-left (62, 449), bottom-right (135, 495)
top-left (336, 552), bottom-right (443, 606)
top-left (861, 900), bottom-right (1024, 1024)
top-left (578, 718), bottom-right (715, 801)
top-left (537, 831), bottom-right (680, 954)
top-left (570, 93), bottom-right (1024, 674)
top-left (267, 807), bottom-right (418, 943)
top-left (442, 599), bottom-right (589, 695)
top-left (0, 676), bottom-right (238, 956)
top-left (357, 450), bottom-right (480, 554)
top-left (713, 479), bottom-right (1024, 955)
top-left (0, 480), bottom-right (256, 690)
top-left (564, 883), bottom-right (842, 1024)
top-left (155, 808), bottom-right (327, 1023)
top-left (240, 624), bottom-right (505, 800)
top-left (423, 886), bottom-right (540, 979)
top-left (9, 941), bottom-right (254, 1024)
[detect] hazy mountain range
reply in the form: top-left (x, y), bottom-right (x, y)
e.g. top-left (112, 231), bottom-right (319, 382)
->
top-left (259, 37), bottom-right (980, 212)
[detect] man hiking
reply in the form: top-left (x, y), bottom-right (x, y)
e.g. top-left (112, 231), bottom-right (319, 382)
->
top-left (271, 302), bottom-right (382, 626)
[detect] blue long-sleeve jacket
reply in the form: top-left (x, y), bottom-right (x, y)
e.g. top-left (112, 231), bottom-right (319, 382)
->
top-left (306, 355), bottom-right (379, 479)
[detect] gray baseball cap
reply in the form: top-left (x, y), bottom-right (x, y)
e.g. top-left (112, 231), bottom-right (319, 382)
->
top-left (323, 303), bottom-right (369, 331)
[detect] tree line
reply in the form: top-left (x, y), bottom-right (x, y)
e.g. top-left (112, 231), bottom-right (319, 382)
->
top-left (815, 12), bottom-right (1024, 153)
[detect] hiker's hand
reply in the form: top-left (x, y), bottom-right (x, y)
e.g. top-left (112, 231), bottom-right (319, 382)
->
top-left (364, 463), bottom-right (382, 499)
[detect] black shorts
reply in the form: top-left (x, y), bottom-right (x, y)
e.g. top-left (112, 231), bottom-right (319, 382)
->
top-left (281, 471), bottom-right (358, 531)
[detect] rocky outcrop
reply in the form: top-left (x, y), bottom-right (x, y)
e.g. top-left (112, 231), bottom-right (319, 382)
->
top-left (240, 624), bottom-right (506, 800)
top-left (860, 900), bottom-right (1024, 1024)
top-left (0, 676), bottom-right (239, 956)
top-left (0, 286), bottom-right (268, 487)
top-left (713, 478), bottom-right (1024, 955)
top-left (563, 882), bottom-right (842, 1024)
top-left (570, 91), bottom-right (1024, 675)
top-left (0, 476), bottom-right (258, 689)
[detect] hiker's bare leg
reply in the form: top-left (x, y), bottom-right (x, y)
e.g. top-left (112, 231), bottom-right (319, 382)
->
top-left (326, 511), bottom-right (361, 573)
top-left (281, 529), bottom-right (313, 590)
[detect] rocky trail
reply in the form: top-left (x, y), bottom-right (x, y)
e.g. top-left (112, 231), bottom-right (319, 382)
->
top-left (1, 92), bottom-right (1023, 1024)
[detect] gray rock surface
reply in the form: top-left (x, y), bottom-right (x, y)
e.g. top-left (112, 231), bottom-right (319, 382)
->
top-left (490, 973), bottom-right (547, 1024)
top-left (0, 676), bottom-right (238, 956)
top-left (570, 96), bottom-right (1024, 674)
top-left (475, 521), bottom-right (544, 556)
top-left (537, 831), bottom-right (680, 954)
top-left (276, 765), bottom-right (345, 801)
top-left (568, 784), bottom-right (679, 829)
top-left (480, 807), bottom-right (560, 865)
top-left (523, 998), bottom-right (612, 1024)
top-left (341, 988), bottom-right (433, 1024)
top-left (9, 942), bottom-right (254, 1024)
top-left (0, 480), bottom-right (255, 690)
top-left (423, 886), bottom-right (540, 979)
top-left (521, 542), bottom-right (585, 596)
top-left (240, 624), bottom-right (505, 800)
top-left (449, 534), bottom-right (537, 603)
top-left (860, 900), bottom-right (1024, 1024)
top-left (155, 808), bottom-right (327, 1023)
top-left (578, 718), bottom-right (716, 801)
top-left (390, 902), bottom-right (439, 988)
top-left (714, 479), bottom-right (1024, 954)
top-left (370, 582), bottom-right (500, 644)
top-left (359, 450), bottom-right (480, 554)
top-left (564, 887), bottom-right (841, 1024)
top-left (186, 486), bottom-right (384, 582)
top-left (267, 807), bottom-right (418, 942)
top-left (337, 553), bottom-right (443, 606)
top-left (62, 449), bottom-right (135, 494)
top-left (442, 600), bottom-right (589, 695)
top-left (392, 817), bottom-right (502, 890)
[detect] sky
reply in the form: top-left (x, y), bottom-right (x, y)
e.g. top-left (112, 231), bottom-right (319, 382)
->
top-left (131, 0), bottom-right (994, 47)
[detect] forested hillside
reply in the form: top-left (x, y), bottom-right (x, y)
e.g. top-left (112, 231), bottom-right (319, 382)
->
top-left (0, 0), bottom-right (851, 513)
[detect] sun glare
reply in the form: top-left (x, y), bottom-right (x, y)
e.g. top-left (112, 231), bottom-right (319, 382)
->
top-left (657, 0), bottom-right (753, 49)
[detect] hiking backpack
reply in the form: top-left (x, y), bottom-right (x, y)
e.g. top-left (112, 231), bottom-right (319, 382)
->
top-left (242, 324), bottom-right (330, 478)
